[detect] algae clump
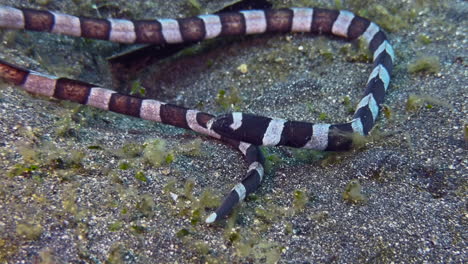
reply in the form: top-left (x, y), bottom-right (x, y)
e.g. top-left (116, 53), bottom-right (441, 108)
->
top-left (16, 223), bottom-right (43, 240)
top-left (293, 189), bottom-right (308, 213)
top-left (143, 139), bottom-right (173, 167)
top-left (408, 56), bottom-right (440, 74)
top-left (342, 179), bottom-right (368, 204)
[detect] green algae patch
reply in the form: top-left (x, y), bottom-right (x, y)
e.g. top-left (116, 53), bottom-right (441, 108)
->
top-left (143, 139), bottom-right (174, 167)
top-left (168, 188), bottom-right (287, 262)
top-left (7, 140), bottom-right (88, 180)
top-left (87, 145), bottom-right (103, 150)
top-left (222, 213), bottom-right (286, 263)
top-left (381, 104), bottom-right (393, 119)
top-left (254, 197), bottom-right (290, 225)
top-left (192, 240), bottom-right (210, 255)
top-left (187, 0), bottom-right (202, 12)
top-left (176, 138), bottom-right (203, 157)
top-left (135, 194), bottom-right (155, 217)
top-left (340, 39), bottom-right (372, 64)
top-left (260, 148), bottom-right (283, 174)
top-left (318, 112), bottom-right (328, 121)
top-left (37, 248), bottom-right (59, 264)
top-left (163, 178), bottom-right (178, 194)
top-left (106, 243), bottom-right (131, 264)
top-left (215, 87), bottom-right (243, 111)
top-left (292, 189), bottom-right (308, 213)
top-left (198, 189), bottom-right (220, 209)
top-left (16, 223), bottom-right (43, 240)
top-left (351, 132), bottom-right (371, 150)
top-left (345, 2), bottom-right (411, 32)
top-left (117, 142), bottom-right (144, 158)
top-left (367, 5), bottom-right (408, 32)
top-left (406, 95), bottom-right (427, 112)
top-left (165, 153), bottom-right (175, 164)
top-left (176, 228), bottom-right (190, 238)
top-left (129, 80), bottom-right (146, 97)
top-left (418, 34), bottom-right (432, 44)
top-left (342, 179), bottom-right (368, 204)
top-left (293, 149), bottom-right (327, 164)
top-left (7, 164), bottom-right (39, 177)
top-left (342, 95), bottom-right (356, 115)
top-left (184, 179), bottom-right (195, 200)
top-left (164, 178), bottom-right (221, 225)
top-left (134, 171), bottom-right (148, 183)
top-left (232, 237), bottom-right (283, 264)
top-left (408, 56), bottom-right (440, 74)
top-left (129, 225), bottom-right (146, 235)
top-left (406, 94), bottom-right (452, 112)
top-left (61, 188), bottom-right (88, 220)
top-left (118, 162), bottom-right (131, 170)
top-left (108, 221), bottom-right (124, 232)
top-left (62, 198), bottom-right (79, 216)
top-left (53, 105), bottom-right (89, 138)
top-left (252, 242), bottom-right (283, 264)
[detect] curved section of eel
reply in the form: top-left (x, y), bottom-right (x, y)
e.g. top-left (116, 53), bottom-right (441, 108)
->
top-left (0, 6), bottom-right (394, 223)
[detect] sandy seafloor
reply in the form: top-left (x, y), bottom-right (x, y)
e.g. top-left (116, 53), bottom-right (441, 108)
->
top-left (0, 0), bottom-right (466, 263)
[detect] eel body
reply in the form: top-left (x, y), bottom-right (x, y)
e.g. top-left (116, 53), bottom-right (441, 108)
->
top-left (0, 6), bottom-right (394, 223)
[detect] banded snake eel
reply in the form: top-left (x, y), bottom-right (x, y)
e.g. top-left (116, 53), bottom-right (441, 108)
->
top-left (0, 5), bottom-right (394, 223)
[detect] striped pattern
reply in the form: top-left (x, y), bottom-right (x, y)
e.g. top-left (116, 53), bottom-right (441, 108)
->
top-left (0, 58), bottom-right (264, 223)
top-left (209, 8), bottom-right (394, 151)
top-left (0, 6), bottom-right (394, 223)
